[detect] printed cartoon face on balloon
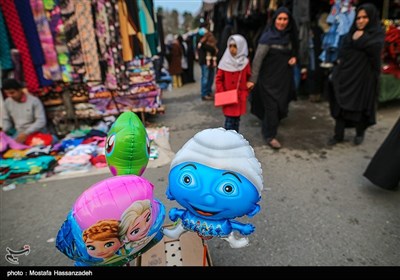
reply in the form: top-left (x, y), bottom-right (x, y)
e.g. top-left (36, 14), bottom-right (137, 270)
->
top-left (83, 220), bottom-right (122, 260)
top-left (105, 111), bottom-right (150, 176)
top-left (118, 199), bottom-right (154, 252)
top-left (56, 175), bottom-right (165, 266)
top-left (163, 128), bottom-right (263, 248)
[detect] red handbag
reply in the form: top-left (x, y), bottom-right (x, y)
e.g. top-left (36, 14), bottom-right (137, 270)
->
top-left (214, 71), bottom-right (242, 107)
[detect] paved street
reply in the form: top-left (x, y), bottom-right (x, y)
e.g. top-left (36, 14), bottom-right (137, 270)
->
top-left (1, 65), bottom-right (399, 267)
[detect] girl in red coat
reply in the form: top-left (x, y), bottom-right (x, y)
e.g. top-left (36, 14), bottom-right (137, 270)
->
top-left (215, 34), bottom-right (252, 132)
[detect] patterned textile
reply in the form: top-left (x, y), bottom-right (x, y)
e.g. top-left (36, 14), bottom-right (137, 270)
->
top-left (0, 0), bottom-right (40, 93)
top-left (137, 0), bottom-right (157, 57)
top-left (15, 0), bottom-right (53, 87)
top-left (45, 3), bottom-right (74, 82)
top-left (93, 0), bottom-right (118, 89)
top-left (0, 8), bottom-right (13, 70)
top-left (93, 0), bottom-right (109, 59)
top-left (73, 0), bottom-right (101, 82)
top-left (30, 0), bottom-right (62, 81)
top-left (59, 0), bottom-right (86, 79)
top-left (114, 89), bottom-right (161, 110)
top-left (125, 0), bottom-right (143, 57)
top-left (118, 0), bottom-right (136, 62)
top-left (106, 0), bottom-right (129, 89)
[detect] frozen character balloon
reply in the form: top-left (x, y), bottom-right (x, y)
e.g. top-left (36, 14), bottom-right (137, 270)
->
top-left (105, 111), bottom-right (150, 176)
top-left (56, 175), bottom-right (165, 266)
top-left (163, 128), bottom-right (263, 248)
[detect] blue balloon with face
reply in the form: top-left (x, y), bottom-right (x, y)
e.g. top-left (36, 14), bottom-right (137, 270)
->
top-left (162, 128), bottom-right (263, 248)
top-left (168, 162), bottom-right (260, 220)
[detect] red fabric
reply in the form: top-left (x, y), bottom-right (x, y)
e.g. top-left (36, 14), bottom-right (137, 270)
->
top-left (90, 155), bottom-right (107, 168)
top-left (215, 62), bottom-right (251, 117)
top-left (0, 0), bottom-right (40, 93)
top-left (25, 132), bottom-right (53, 146)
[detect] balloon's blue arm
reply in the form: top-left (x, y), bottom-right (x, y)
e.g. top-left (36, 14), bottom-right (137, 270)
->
top-left (168, 208), bottom-right (185, 222)
top-left (230, 220), bottom-right (255, 235)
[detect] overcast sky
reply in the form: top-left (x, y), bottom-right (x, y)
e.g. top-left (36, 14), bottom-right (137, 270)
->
top-left (153, 0), bottom-right (203, 14)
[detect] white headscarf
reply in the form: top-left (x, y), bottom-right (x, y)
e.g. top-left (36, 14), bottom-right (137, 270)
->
top-left (218, 34), bottom-right (249, 72)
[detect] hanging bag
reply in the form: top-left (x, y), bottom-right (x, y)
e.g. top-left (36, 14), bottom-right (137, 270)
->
top-left (214, 70), bottom-right (242, 107)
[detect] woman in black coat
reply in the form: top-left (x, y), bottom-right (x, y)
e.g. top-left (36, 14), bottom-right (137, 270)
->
top-left (248, 7), bottom-right (299, 149)
top-left (328, 3), bottom-right (385, 146)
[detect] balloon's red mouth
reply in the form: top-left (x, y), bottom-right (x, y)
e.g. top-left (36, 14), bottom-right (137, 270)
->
top-left (190, 205), bottom-right (220, 217)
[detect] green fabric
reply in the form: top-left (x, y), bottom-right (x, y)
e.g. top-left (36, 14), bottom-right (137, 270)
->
top-left (379, 74), bottom-right (400, 103)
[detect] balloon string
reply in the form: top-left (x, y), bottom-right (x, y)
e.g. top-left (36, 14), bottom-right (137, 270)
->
top-left (202, 240), bottom-right (208, 267)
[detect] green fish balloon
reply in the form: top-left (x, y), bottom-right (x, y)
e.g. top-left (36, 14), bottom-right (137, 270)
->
top-left (105, 112), bottom-right (150, 176)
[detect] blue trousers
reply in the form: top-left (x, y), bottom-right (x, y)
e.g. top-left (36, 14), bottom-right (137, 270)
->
top-left (200, 64), bottom-right (215, 98)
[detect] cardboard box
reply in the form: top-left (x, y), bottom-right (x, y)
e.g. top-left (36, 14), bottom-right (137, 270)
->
top-left (138, 229), bottom-right (213, 266)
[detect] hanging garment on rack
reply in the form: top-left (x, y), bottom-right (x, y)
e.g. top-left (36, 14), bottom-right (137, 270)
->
top-left (73, 0), bottom-right (101, 82)
top-left (319, 0), bottom-right (355, 66)
top-left (0, 0), bottom-right (40, 93)
top-left (59, 0), bottom-right (86, 79)
top-left (29, 0), bottom-right (62, 82)
top-left (0, 8), bottom-right (13, 70)
top-left (16, 0), bottom-right (53, 87)
top-left (45, 4), bottom-right (74, 82)
top-left (105, 0), bottom-right (129, 89)
top-left (137, 0), bottom-right (156, 57)
top-left (117, 0), bottom-right (144, 62)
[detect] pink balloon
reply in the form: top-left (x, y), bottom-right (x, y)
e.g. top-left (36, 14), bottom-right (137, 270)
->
top-left (72, 175), bottom-right (157, 230)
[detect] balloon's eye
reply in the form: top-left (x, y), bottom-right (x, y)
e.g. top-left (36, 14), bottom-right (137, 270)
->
top-left (217, 181), bottom-right (239, 197)
top-left (180, 173), bottom-right (195, 188)
top-left (86, 245), bottom-right (95, 251)
top-left (224, 184), bottom-right (234, 193)
top-left (104, 242), bottom-right (115, 248)
top-left (106, 134), bottom-right (116, 154)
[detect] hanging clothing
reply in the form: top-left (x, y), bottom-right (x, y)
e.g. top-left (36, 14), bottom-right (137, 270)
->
top-left (319, 0), bottom-right (355, 65)
top-left (0, 8), bottom-right (13, 70)
top-left (0, 0), bottom-right (40, 93)
top-left (118, 0), bottom-right (143, 61)
top-left (143, 0), bottom-right (158, 56)
top-left (105, 0), bottom-right (129, 88)
top-left (59, 0), bottom-right (86, 78)
top-left (16, 0), bottom-right (53, 87)
top-left (29, 0), bottom-right (62, 81)
top-left (73, 0), bottom-right (101, 82)
top-left (94, 0), bottom-right (116, 88)
top-left (137, 0), bottom-right (156, 57)
top-left (45, 3), bottom-right (73, 82)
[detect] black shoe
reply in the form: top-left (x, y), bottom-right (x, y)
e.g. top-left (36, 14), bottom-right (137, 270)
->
top-left (327, 137), bottom-right (343, 146)
top-left (201, 95), bottom-right (213, 101)
top-left (354, 135), bottom-right (364, 145)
